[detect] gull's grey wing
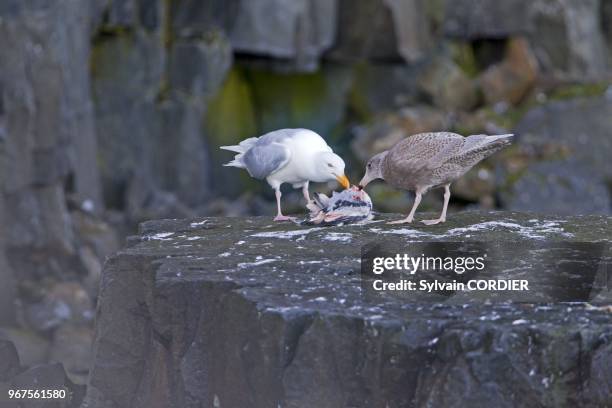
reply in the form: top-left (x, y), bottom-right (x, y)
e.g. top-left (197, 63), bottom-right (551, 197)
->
top-left (242, 141), bottom-right (292, 179)
top-left (257, 128), bottom-right (304, 144)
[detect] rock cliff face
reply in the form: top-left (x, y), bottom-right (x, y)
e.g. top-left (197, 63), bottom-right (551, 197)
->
top-left (86, 213), bottom-right (612, 408)
top-left (0, 0), bottom-right (105, 331)
top-left (87, 0), bottom-right (612, 210)
top-left (0, 338), bottom-right (85, 407)
top-left (1, 0), bottom-right (612, 392)
top-left (502, 97), bottom-right (612, 215)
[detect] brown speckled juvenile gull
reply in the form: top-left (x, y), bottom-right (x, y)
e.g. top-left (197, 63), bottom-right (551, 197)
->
top-left (358, 132), bottom-right (513, 225)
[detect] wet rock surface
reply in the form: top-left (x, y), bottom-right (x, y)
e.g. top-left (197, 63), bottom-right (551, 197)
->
top-left (87, 213), bottom-right (612, 408)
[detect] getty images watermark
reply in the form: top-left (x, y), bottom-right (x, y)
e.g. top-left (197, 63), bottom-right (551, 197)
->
top-left (371, 252), bottom-right (528, 292)
top-left (361, 241), bottom-right (611, 303)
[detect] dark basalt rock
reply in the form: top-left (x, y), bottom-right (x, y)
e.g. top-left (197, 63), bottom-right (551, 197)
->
top-left (229, 0), bottom-right (337, 72)
top-left (0, 0), bottom-right (102, 326)
top-left (11, 363), bottom-right (85, 408)
top-left (443, 0), bottom-right (532, 39)
top-left (0, 339), bottom-right (20, 382)
top-left (85, 212), bottom-right (612, 408)
top-left (502, 96), bottom-right (612, 215)
top-left (0, 338), bottom-right (84, 408)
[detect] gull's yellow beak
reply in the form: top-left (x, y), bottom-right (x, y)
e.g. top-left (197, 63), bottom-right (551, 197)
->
top-left (336, 174), bottom-right (350, 189)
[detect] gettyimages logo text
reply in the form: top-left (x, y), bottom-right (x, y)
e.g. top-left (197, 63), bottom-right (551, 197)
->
top-left (372, 253), bottom-right (487, 275)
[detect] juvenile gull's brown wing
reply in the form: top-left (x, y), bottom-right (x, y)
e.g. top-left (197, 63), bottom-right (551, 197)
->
top-left (387, 132), bottom-right (465, 168)
top-left (383, 132), bottom-right (465, 188)
top-left (449, 134), bottom-right (513, 167)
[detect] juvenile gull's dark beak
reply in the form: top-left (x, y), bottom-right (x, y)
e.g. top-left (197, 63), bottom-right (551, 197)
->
top-left (358, 175), bottom-right (370, 189)
top-left (336, 174), bottom-right (350, 189)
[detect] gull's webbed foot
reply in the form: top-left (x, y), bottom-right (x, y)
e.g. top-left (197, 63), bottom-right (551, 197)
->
top-left (421, 218), bottom-right (445, 225)
top-left (387, 217), bottom-right (413, 225)
top-left (273, 215), bottom-right (296, 222)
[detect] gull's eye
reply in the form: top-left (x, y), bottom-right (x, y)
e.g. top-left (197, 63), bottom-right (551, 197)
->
top-left (367, 163), bottom-right (372, 169)
top-left (327, 163), bottom-right (333, 168)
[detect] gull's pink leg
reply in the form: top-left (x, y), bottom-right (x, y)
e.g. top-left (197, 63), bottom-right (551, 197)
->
top-left (388, 190), bottom-right (423, 224)
top-left (302, 183), bottom-right (310, 203)
top-left (422, 184), bottom-right (450, 225)
top-left (273, 189), bottom-right (295, 221)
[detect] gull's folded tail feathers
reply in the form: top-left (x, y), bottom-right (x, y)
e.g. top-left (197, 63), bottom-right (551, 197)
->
top-left (488, 133), bottom-right (514, 143)
top-left (223, 158), bottom-right (245, 168)
top-left (221, 137), bottom-right (260, 168)
top-left (219, 137), bottom-right (259, 153)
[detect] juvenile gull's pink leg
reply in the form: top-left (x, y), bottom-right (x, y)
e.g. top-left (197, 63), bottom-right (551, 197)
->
top-left (422, 184), bottom-right (450, 225)
top-left (388, 189), bottom-right (423, 224)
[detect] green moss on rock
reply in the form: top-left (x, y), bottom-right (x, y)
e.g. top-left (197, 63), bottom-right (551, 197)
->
top-left (449, 41), bottom-right (479, 78)
top-left (548, 83), bottom-right (609, 101)
top-left (205, 67), bottom-right (258, 146)
top-left (244, 64), bottom-right (351, 137)
top-left (205, 67), bottom-right (260, 195)
top-left (347, 63), bottom-right (376, 122)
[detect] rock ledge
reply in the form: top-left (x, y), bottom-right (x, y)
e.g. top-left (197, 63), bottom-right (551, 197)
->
top-left (86, 212), bottom-right (612, 408)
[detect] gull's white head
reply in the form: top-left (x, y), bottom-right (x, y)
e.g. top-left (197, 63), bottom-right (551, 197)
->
top-left (313, 151), bottom-right (350, 189)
